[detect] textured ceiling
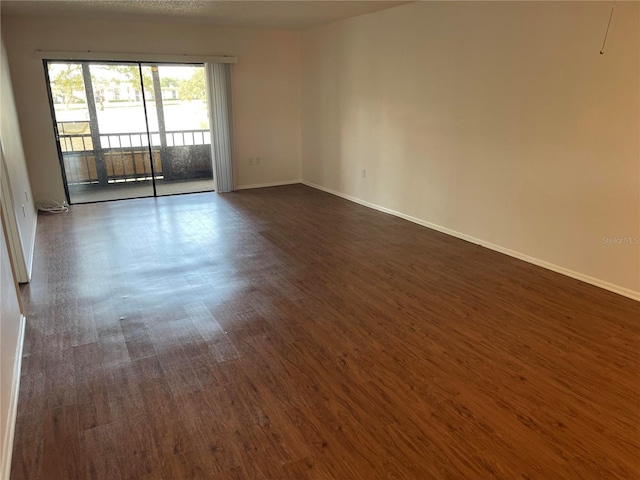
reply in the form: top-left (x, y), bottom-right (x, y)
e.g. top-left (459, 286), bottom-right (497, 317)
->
top-left (0, 1), bottom-right (411, 30)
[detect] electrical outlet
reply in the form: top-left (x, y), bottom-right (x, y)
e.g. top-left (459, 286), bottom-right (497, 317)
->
top-left (249, 158), bottom-right (254, 166)
top-left (362, 169), bottom-right (366, 178)
top-left (256, 157), bottom-right (261, 166)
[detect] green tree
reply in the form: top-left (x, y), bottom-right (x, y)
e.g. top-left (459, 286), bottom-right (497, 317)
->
top-left (111, 66), bottom-right (179, 100)
top-left (161, 76), bottom-right (179, 89)
top-left (178, 68), bottom-right (205, 101)
top-left (109, 65), bottom-right (154, 97)
top-left (48, 63), bottom-right (84, 108)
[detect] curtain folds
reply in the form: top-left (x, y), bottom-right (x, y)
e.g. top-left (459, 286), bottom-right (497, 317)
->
top-left (206, 63), bottom-right (234, 193)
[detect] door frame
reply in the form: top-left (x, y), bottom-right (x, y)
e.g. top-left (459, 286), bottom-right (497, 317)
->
top-left (43, 58), bottom-right (219, 204)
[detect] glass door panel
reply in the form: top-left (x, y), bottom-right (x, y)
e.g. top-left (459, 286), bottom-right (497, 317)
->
top-left (47, 62), bottom-right (95, 202)
top-left (86, 63), bottom-right (155, 201)
top-left (141, 64), bottom-right (215, 196)
top-left (47, 61), bottom-right (155, 203)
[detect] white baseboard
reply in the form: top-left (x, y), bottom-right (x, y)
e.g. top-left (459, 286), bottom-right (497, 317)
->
top-left (302, 181), bottom-right (640, 301)
top-left (235, 180), bottom-right (301, 191)
top-left (1, 314), bottom-right (25, 480)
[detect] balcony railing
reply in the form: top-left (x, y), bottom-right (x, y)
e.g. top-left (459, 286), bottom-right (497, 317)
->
top-left (58, 125), bottom-right (213, 186)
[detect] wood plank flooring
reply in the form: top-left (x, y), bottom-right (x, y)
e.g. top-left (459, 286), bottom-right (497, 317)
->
top-left (11, 184), bottom-right (640, 479)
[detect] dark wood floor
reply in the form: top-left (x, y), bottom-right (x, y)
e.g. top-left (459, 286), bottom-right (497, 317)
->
top-left (11, 184), bottom-right (640, 479)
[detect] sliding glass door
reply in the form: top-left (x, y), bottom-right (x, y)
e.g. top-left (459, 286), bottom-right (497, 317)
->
top-left (45, 61), bottom-right (214, 204)
top-left (140, 64), bottom-right (214, 197)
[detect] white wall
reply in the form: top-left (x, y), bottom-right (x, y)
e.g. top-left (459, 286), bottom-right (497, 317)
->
top-left (1, 36), bottom-right (37, 281)
top-left (301, 1), bottom-right (640, 297)
top-left (1, 33), bottom-right (30, 477)
top-left (1, 15), bottom-right (301, 200)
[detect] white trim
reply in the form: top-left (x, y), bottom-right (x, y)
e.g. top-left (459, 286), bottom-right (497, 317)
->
top-left (236, 180), bottom-right (301, 191)
top-left (302, 181), bottom-right (640, 302)
top-left (35, 50), bottom-right (236, 64)
top-left (1, 315), bottom-right (26, 480)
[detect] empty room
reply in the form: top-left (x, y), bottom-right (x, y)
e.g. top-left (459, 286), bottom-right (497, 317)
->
top-left (0, 1), bottom-right (638, 479)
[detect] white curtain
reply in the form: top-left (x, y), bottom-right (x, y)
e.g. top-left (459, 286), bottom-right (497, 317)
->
top-left (206, 63), bottom-right (234, 193)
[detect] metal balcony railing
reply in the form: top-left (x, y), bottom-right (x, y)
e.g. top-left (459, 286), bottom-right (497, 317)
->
top-left (58, 127), bottom-right (212, 186)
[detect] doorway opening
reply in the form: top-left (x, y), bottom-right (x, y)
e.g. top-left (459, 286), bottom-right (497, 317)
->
top-left (44, 61), bottom-right (215, 204)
